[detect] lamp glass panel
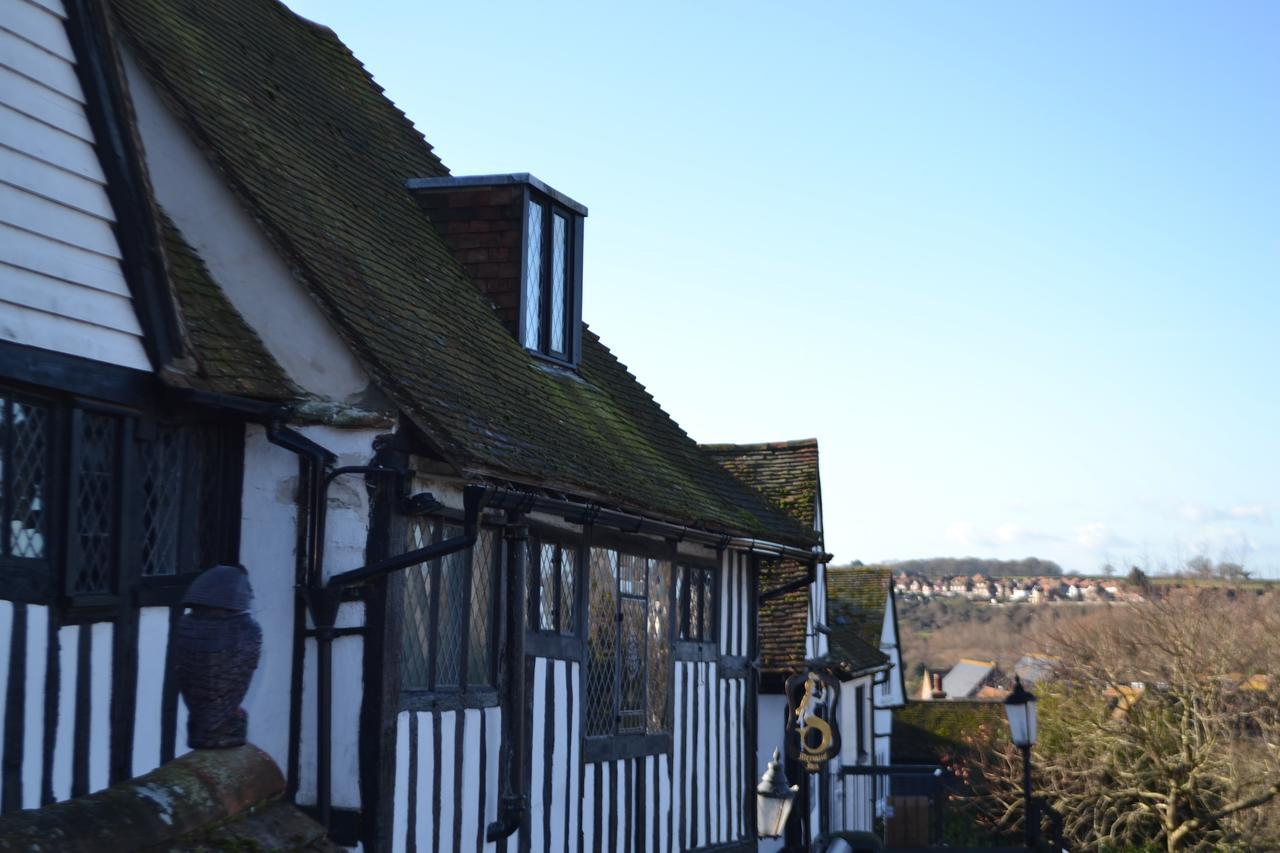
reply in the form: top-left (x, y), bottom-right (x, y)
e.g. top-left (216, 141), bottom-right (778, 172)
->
top-left (1005, 701), bottom-right (1028, 746)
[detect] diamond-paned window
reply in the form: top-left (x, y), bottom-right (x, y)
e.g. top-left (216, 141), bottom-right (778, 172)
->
top-left (72, 412), bottom-right (119, 595)
top-left (522, 202), bottom-right (543, 349)
top-left (400, 516), bottom-right (499, 695)
top-left (618, 596), bottom-right (647, 733)
top-left (549, 213), bottom-right (567, 355)
top-left (677, 564), bottom-right (716, 643)
top-left (1, 397), bottom-right (50, 560)
top-left (585, 547), bottom-right (617, 737)
top-left (401, 520), bottom-right (434, 690)
top-left (585, 546), bottom-right (672, 738)
top-left (467, 528), bottom-right (497, 687)
top-left (140, 428), bottom-right (183, 576)
top-left (521, 193), bottom-right (579, 364)
top-left (0, 389), bottom-right (243, 604)
top-left (528, 535), bottom-right (579, 636)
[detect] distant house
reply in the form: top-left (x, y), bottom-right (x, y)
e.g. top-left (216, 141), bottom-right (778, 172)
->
top-left (941, 659), bottom-right (1004, 699)
top-left (1013, 653), bottom-right (1056, 687)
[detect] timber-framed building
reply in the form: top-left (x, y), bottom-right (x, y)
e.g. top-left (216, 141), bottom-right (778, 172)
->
top-left (0, 0), bottom-right (833, 851)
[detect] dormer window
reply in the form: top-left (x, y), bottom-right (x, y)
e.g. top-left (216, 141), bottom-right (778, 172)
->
top-left (522, 193), bottom-right (579, 361)
top-left (407, 174), bottom-right (585, 367)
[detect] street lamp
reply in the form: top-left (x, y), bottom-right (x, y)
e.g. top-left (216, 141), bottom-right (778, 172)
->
top-left (1004, 676), bottom-right (1038, 849)
top-left (757, 748), bottom-right (798, 839)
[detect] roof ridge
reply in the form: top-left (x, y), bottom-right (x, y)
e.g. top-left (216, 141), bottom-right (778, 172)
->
top-left (700, 438), bottom-right (818, 452)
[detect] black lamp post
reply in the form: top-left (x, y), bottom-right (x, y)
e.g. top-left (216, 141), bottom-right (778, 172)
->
top-left (757, 748), bottom-right (799, 840)
top-left (1003, 676), bottom-right (1038, 849)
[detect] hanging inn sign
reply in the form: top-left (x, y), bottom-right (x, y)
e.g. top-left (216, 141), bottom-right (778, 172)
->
top-left (784, 668), bottom-right (842, 772)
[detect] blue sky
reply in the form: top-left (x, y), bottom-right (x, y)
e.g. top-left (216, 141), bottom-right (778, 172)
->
top-left (285, 1), bottom-right (1280, 576)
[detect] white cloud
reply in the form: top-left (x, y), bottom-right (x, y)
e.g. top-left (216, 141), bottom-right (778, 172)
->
top-left (1074, 522), bottom-right (1132, 550)
top-left (947, 521), bottom-right (1062, 548)
top-left (1229, 505), bottom-right (1269, 523)
top-left (947, 521), bottom-right (977, 547)
top-left (1177, 503), bottom-right (1270, 525)
top-left (993, 523), bottom-right (1024, 544)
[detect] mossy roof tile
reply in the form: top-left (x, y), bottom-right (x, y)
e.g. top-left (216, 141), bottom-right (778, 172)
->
top-left (109, 0), bottom-right (812, 545)
top-left (159, 210), bottom-right (299, 401)
top-left (701, 439), bottom-right (820, 529)
top-left (827, 567), bottom-right (892, 654)
top-left (703, 439), bottom-right (823, 670)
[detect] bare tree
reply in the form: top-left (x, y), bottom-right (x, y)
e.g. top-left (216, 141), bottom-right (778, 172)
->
top-left (961, 591), bottom-right (1280, 851)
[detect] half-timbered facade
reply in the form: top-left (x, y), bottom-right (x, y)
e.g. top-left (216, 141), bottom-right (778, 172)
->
top-left (1, 1), bottom-right (831, 851)
top-left (704, 439), bottom-right (891, 849)
top-left (0, 0), bottom-right (302, 814)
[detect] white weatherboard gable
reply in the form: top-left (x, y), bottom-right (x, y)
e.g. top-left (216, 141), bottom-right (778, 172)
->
top-left (0, 0), bottom-right (150, 370)
top-left (120, 47), bottom-right (373, 403)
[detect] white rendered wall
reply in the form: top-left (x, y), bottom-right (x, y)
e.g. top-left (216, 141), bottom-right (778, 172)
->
top-left (120, 48), bottom-right (372, 402)
top-left (292, 425), bottom-right (380, 809)
top-left (0, 0), bottom-right (149, 369)
top-left (757, 692), bottom-right (789, 853)
top-left (239, 423), bottom-right (302, 774)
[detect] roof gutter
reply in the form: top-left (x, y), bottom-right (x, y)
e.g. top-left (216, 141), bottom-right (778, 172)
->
top-left (478, 487), bottom-right (826, 562)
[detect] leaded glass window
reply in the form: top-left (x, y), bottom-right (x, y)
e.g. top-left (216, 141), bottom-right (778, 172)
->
top-left (550, 213), bottom-right (567, 355)
top-left (528, 535), bottom-right (578, 636)
top-left (585, 546), bottom-right (672, 738)
top-left (521, 194), bottom-right (578, 363)
top-left (401, 517), bottom-right (499, 694)
top-left (522, 201), bottom-right (543, 349)
top-left (72, 411), bottom-right (119, 596)
top-left (0, 396), bottom-right (50, 561)
top-left (677, 564), bottom-right (716, 643)
top-left (0, 388), bottom-right (242, 604)
top-left (140, 428), bottom-right (183, 577)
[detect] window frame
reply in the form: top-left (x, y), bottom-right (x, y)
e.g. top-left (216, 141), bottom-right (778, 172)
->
top-left (0, 387), bottom-right (62, 603)
top-left (675, 560), bottom-right (718, 648)
top-left (397, 513), bottom-right (503, 710)
top-left (519, 187), bottom-right (583, 367)
top-left (0, 381), bottom-right (244, 610)
top-left (582, 529), bottom-right (676, 759)
top-left (526, 526), bottom-right (582, 639)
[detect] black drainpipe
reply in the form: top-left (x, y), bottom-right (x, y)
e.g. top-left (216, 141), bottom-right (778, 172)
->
top-left (487, 506), bottom-right (532, 841)
top-left (308, 483), bottom-right (489, 829)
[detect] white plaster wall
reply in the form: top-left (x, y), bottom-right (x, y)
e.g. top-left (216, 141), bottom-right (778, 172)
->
top-left (757, 692), bottom-right (789, 853)
top-left (295, 425), bottom-right (379, 806)
top-left (239, 423), bottom-right (302, 772)
top-left (119, 48), bottom-right (371, 402)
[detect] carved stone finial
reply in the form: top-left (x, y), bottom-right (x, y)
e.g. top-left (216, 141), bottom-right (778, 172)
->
top-left (173, 565), bottom-right (263, 749)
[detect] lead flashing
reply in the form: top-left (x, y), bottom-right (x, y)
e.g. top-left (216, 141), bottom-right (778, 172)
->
top-left (405, 173), bottom-right (588, 217)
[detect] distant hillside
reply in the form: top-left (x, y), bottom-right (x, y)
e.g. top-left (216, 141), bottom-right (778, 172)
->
top-left (840, 556), bottom-right (1063, 579)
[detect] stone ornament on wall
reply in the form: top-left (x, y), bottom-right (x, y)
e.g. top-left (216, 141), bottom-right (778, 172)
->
top-left (172, 564), bottom-right (263, 749)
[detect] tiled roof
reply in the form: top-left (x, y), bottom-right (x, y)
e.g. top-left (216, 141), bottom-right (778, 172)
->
top-left (108, 0), bottom-right (813, 546)
top-left (159, 211), bottom-right (299, 401)
top-left (892, 700), bottom-right (1007, 764)
top-left (701, 439), bottom-right (820, 528)
top-left (827, 566), bottom-right (891, 652)
top-left (758, 558), bottom-right (811, 675)
top-left (829, 633), bottom-right (890, 675)
top-left (703, 439), bottom-right (821, 675)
